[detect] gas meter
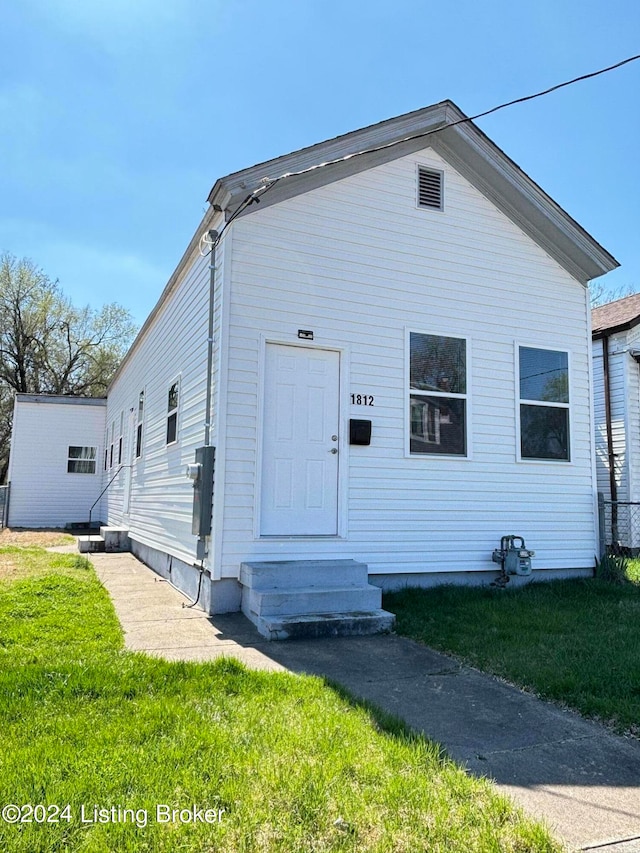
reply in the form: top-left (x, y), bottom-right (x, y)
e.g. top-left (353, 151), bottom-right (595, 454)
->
top-left (492, 535), bottom-right (535, 578)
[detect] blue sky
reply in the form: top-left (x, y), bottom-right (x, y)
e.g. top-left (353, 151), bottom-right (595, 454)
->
top-left (1, 0), bottom-right (638, 325)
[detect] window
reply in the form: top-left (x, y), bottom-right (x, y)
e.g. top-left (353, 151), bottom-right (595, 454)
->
top-left (417, 166), bottom-right (443, 211)
top-left (68, 446), bottom-right (97, 474)
top-left (136, 390), bottom-right (144, 458)
top-left (409, 332), bottom-right (467, 455)
top-left (519, 347), bottom-right (570, 461)
top-left (166, 380), bottom-right (179, 445)
top-left (117, 411), bottom-right (123, 465)
top-left (109, 420), bottom-right (115, 468)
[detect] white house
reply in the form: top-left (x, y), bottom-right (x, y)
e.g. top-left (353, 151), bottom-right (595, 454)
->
top-left (8, 101), bottom-right (619, 636)
top-left (7, 394), bottom-right (106, 529)
top-left (592, 294), bottom-right (640, 551)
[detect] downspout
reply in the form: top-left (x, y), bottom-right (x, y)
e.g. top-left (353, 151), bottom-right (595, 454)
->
top-left (184, 229), bottom-right (218, 611)
top-left (602, 335), bottom-right (618, 542)
top-left (204, 230), bottom-right (219, 447)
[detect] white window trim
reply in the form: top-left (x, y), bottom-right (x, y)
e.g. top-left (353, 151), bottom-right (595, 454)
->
top-left (515, 342), bottom-right (572, 464)
top-left (109, 419), bottom-right (115, 469)
top-left (136, 387), bottom-right (145, 460)
top-left (405, 327), bottom-right (472, 459)
top-left (166, 376), bottom-right (181, 446)
top-left (67, 445), bottom-right (98, 475)
top-left (117, 410), bottom-right (124, 466)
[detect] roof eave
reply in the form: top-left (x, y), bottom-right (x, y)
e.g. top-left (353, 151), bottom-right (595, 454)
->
top-left (592, 317), bottom-right (640, 339)
top-left (208, 100), bottom-right (619, 284)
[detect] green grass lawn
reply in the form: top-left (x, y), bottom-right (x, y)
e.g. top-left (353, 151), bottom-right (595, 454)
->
top-left (385, 571), bottom-right (640, 736)
top-left (0, 545), bottom-right (560, 853)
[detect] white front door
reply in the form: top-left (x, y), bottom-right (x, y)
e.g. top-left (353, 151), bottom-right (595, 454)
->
top-left (261, 344), bottom-right (340, 536)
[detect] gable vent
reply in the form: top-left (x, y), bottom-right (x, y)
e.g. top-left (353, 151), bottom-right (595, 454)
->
top-left (417, 167), bottom-right (443, 210)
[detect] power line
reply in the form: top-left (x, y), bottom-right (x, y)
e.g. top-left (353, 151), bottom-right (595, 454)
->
top-left (212, 52), bottom-right (640, 247)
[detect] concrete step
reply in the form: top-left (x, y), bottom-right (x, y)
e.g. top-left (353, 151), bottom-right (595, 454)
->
top-left (99, 526), bottom-right (130, 553)
top-left (240, 559), bottom-right (368, 590)
top-left (243, 584), bottom-right (382, 618)
top-left (251, 610), bottom-right (395, 641)
top-left (78, 535), bottom-right (106, 554)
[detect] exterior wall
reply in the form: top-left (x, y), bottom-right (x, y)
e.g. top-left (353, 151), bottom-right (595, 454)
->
top-left (218, 145), bottom-right (598, 579)
top-left (592, 330), bottom-right (640, 547)
top-left (103, 230), bottom-right (224, 567)
top-left (624, 327), bottom-right (640, 505)
top-left (592, 333), bottom-right (634, 503)
top-left (7, 396), bottom-right (106, 528)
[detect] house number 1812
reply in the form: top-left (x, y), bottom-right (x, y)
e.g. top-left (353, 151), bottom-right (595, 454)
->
top-left (351, 394), bottom-right (374, 406)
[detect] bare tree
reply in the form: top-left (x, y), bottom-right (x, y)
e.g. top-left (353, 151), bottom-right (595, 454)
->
top-left (0, 253), bottom-right (137, 481)
top-left (590, 279), bottom-right (638, 308)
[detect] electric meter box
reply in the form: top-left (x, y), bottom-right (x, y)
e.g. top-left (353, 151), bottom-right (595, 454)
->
top-left (191, 445), bottom-right (215, 537)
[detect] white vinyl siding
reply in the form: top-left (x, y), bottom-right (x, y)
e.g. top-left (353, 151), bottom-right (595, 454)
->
top-left (592, 329), bottom-right (640, 509)
top-left (8, 398), bottom-right (106, 527)
top-left (103, 224), bottom-right (224, 566)
top-left (219, 146), bottom-right (596, 577)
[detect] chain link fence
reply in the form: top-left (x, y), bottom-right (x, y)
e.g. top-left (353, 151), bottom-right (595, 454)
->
top-left (599, 496), bottom-right (640, 555)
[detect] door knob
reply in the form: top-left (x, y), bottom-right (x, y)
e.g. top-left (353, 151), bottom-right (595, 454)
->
top-left (329, 448), bottom-right (338, 454)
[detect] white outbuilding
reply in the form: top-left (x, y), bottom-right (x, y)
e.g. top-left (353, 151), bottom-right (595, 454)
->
top-left (7, 394), bottom-right (106, 529)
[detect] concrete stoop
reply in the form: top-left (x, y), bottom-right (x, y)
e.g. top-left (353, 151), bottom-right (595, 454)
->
top-left (79, 526), bottom-right (130, 554)
top-left (240, 559), bottom-right (395, 641)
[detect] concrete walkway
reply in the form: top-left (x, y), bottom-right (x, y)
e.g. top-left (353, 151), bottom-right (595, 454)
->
top-left (91, 551), bottom-right (640, 852)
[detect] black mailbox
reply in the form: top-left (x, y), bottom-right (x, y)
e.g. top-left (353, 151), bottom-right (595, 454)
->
top-left (350, 419), bottom-right (372, 445)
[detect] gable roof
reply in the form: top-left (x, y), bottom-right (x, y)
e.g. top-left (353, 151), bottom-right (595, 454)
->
top-left (208, 99), bottom-right (618, 284)
top-left (109, 101), bottom-right (620, 392)
top-left (592, 293), bottom-right (640, 338)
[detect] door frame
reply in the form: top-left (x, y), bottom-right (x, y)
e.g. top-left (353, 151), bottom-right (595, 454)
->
top-left (254, 336), bottom-right (350, 540)
top-left (122, 407), bottom-right (136, 519)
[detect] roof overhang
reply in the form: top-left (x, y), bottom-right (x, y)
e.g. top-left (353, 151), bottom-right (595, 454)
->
top-left (592, 319), bottom-right (640, 340)
top-left (208, 100), bottom-right (619, 284)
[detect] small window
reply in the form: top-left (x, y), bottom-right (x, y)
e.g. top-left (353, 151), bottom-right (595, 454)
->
top-left (417, 166), bottom-right (443, 210)
top-left (117, 411), bottom-right (124, 465)
top-left (167, 380), bottom-right (179, 445)
top-left (519, 347), bottom-right (570, 461)
top-left (68, 446), bottom-right (97, 474)
top-left (409, 332), bottom-right (467, 455)
top-left (136, 390), bottom-right (144, 458)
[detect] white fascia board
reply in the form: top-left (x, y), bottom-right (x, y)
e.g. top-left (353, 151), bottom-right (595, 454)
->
top-left (208, 102), bottom-right (453, 212)
top-left (435, 121), bottom-right (618, 283)
top-left (210, 100), bottom-right (618, 284)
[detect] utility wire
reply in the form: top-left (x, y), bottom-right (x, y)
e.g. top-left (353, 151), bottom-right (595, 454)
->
top-left (211, 52), bottom-right (640, 248)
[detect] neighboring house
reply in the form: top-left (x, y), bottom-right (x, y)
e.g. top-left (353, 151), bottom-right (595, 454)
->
top-left (592, 294), bottom-right (640, 550)
top-left (8, 101), bottom-right (619, 636)
top-left (7, 394), bottom-right (106, 528)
